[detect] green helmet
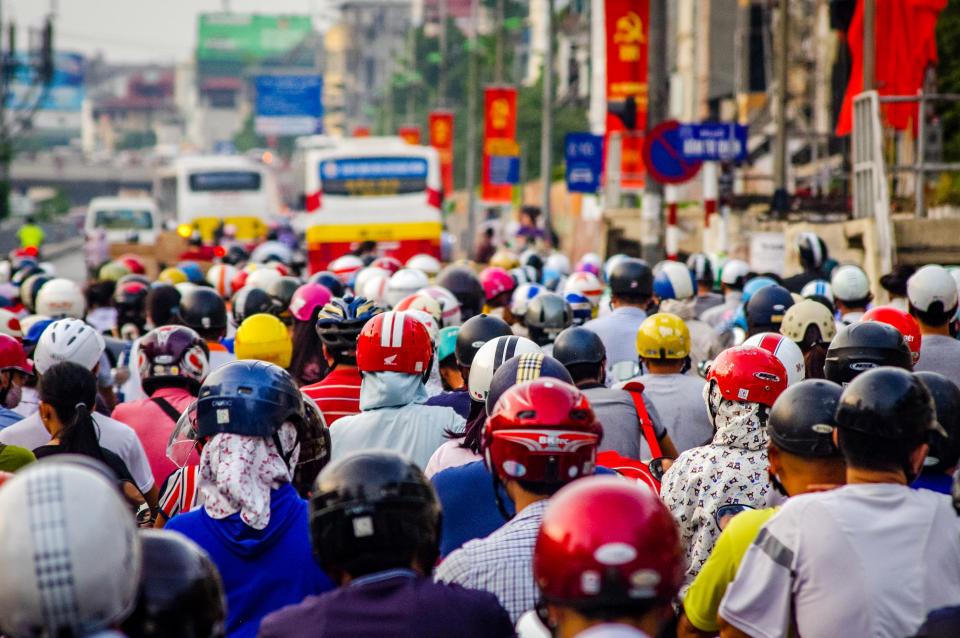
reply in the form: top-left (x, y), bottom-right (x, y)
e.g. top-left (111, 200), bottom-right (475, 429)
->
top-left (438, 325), bottom-right (459, 362)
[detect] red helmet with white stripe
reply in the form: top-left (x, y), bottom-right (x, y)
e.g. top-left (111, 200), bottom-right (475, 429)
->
top-left (707, 345), bottom-right (788, 408)
top-left (356, 310), bottom-right (433, 375)
top-left (743, 332), bottom-right (806, 386)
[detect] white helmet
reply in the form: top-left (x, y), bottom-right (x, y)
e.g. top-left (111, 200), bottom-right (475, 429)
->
top-left (544, 253), bottom-right (571, 276)
top-left (353, 267), bottom-right (392, 301)
top-left (720, 259), bottom-right (751, 287)
top-left (830, 265), bottom-right (871, 303)
top-left (35, 278), bottom-right (86, 319)
top-left (907, 264), bottom-right (959, 317)
top-left (405, 254), bottom-right (442, 278)
top-left (206, 263), bottom-right (239, 298)
top-left (653, 260), bottom-right (696, 301)
top-left (0, 261), bottom-right (10, 284)
top-left (563, 272), bottom-right (604, 308)
top-left (19, 314), bottom-right (50, 338)
top-left (361, 273), bottom-right (391, 306)
top-left (249, 240), bottom-right (293, 265)
top-left (0, 309), bottom-right (22, 339)
top-left (394, 293), bottom-right (443, 325)
top-left (511, 283), bottom-right (545, 317)
top-left (744, 332), bottom-right (806, 386)
top-left (780, 299), bottom-right (837, 344)
top-left (0, 461), bottom-right (141, 638)
top-left (35, 318), bottom-right (106, 374)
top-left (418, 285), bottom-right (462, 327)
top-left (329, 254), bottom-right (365, 285)
top-left (386, 269), bottom-right (430, 308)
top-left (800, 279), bottom-right (834, 303)
top-left (245, 267), bottom-right (282, 291)
top-left (468, 335), bottom-right (541, 402)
top-left (406, 309), bottom-right (440, 344)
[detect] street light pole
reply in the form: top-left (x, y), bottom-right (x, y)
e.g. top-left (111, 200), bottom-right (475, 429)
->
top-left (772, 0), bottom-right (789, 215)
top-left (540, 0), bottom-right (554, 237)
top-left (642, 0), bottom-right (667, 263)
top-left (464, 0), bottom-right (479, 256)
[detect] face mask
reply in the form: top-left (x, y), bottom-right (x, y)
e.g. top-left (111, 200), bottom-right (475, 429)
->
top-left (1, 381), bottom-right (21, 410)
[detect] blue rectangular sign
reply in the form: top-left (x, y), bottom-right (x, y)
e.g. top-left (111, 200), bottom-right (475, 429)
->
top-left (320, 157), bottom-right (428, 181)
top-left (677, 123), bottom-right (748, 161)
top-left (254, 74), bottom-right (323, 136)
top-left (488, 155), bottom-right (520, 185)
top-left (564, 133), bottom-right (603, 193)
top-left (7, 52), bottom-right (85, 112)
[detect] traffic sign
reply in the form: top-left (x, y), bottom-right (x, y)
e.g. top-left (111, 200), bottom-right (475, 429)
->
top-left (564, 133), bottom-right (604, 193)
top-left (488, 155), bottom-right (520, 185)
top-left (643, 120), bottom-right (702, 184)
top-left (677, 122), bottom-right (748, 161)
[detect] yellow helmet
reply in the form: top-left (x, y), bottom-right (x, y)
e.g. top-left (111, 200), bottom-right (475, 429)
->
top-left (234, 313), bottom-right (292, 368)
top-left (158, 267), bottom-right (188, 286)
top-left (636, 312), bottom-right (690, 359)
top-left (490, 249), bottom-right (519, 270)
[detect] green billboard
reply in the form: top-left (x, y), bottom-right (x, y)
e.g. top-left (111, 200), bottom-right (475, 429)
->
top-left (197, 14), bottom-right (313, 63)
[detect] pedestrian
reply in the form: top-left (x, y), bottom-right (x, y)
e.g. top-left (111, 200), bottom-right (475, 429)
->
top-left (908, 265), bottom-right (960, 379)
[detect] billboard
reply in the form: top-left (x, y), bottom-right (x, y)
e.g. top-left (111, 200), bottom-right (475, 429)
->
top-left (428, 111), bottom-right (454, 194)
top-left (6, 52), bottom-right (84, 130)
top-left (254, 74), bottom-right (323, 136)
top-left (481, 86), bottom-right (519, 202)
top-left (197, 14), bottom-right (313, 63)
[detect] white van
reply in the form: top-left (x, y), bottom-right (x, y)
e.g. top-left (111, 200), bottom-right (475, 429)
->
top-left (84, 196), bottom-right (159, 244)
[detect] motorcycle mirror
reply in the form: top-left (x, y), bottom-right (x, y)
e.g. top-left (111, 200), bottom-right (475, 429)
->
top-left (647, 457), bottom-right (674, 482)
top-left (715, 503), bottom-right (755, 530)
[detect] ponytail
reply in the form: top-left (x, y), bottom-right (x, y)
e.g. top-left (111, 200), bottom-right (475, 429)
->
top-left (39, 362), bottom-right (106, 462)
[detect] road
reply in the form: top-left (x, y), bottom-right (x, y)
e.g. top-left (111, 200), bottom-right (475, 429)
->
top-left (49, 243), bottom-right (87, 284)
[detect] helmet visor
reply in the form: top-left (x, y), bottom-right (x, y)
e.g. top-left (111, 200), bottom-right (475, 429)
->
top-left (166, 400), bottom-right (200, 468)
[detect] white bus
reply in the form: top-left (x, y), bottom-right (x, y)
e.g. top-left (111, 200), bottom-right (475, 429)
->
top-left (299, 137), bottom-right (443, 271)
top-left (84, 196), bottom-right (159, 245)
top-left (153, 155), bottom-right (281, 242)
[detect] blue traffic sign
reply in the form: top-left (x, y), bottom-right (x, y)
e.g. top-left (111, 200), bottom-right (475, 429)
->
top-left (488, 155), bottom-right (520, 185)
top-left (643, 120), bottom-right (703, 184)
top-left (564, 133), bottom-right (604, 193)
top-left (677, 122), bottom-right (748, 161)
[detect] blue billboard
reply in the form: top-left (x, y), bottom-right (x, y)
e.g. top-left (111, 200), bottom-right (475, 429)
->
top-left (7, 52), bottom-right (84, 112)
top-left (255, 74), bottom-right (323, 136)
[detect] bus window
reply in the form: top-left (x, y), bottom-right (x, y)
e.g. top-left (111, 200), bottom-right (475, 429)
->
top-left (94, 209), bottom-right (154, 230)
top-left (189, 171), bottom-right (262, 192)
top-left (319, 157), bottom-right (428, 197)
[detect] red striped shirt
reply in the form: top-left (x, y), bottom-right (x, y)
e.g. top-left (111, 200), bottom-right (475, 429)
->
top-left (302, 367), bottom-right (364, 425)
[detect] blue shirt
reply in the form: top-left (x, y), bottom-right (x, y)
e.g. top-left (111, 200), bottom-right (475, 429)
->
top-left (423, 388), bottom-right (471, 420)
top-left (0, 407), bottom-right (23, 430)
top-left (912, 472), bottom-right (953, 495)
top-left (583, 306), bottom-right (648, 381)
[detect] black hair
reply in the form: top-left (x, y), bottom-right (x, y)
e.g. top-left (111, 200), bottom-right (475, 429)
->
top-left (39, 361), bottom-right (105, 462)
top-left (837, 427), bottom-right (925, 474)
top-left (515, 478), bottom-right (566, 496)
top-left (612, 292), bottom-right (652, 306)
top-left (146, 285), bottom-right (182, 328)
top-left (85, 280), bottom-right (115, 309)
top-left (910, 302), bottom-right (956, 328)
top-left (438, 354), bottom-right (458, 369)
top-left (839, 295), bottom-right (871, 310)
top-left (288, 308), bottom-right (330, 387)
top-left (566, 362), bottom-right (603, 384)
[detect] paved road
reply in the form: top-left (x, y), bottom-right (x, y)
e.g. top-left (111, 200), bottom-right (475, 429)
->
top-left (48, 242), bottom-right (87, 284)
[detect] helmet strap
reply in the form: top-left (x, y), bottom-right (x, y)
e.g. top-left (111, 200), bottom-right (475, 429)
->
top-left (272, 428), bottom-right (299, 471)
top-left (767, 468), bottom-right (789, 497)
top-left (491, 473), bottom-right (514, 522)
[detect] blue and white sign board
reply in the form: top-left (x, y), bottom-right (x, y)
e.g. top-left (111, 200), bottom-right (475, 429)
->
top-left (564, 133), bottom-right (603, 193)
top-left (677, 123), bottom-right (748, 161)
top-left (488, 155), bottom-right (520, 185)
top-left (319, 157), bottom-right (429, 196)
top-left (6, 52), bottom-right (84, 130)
top-left (255, 74), bottom-right (323, 136)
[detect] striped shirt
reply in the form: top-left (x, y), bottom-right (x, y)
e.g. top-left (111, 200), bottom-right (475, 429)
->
top-left (158, 465), bottom-right (202, 522)
top-left (301, 367), bottom-right (364, 425)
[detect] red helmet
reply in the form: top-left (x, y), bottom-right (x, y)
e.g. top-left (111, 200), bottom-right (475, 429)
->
top-left (230, 269), bottom-right (250, 294)
top-left (480, 267), bottom-right (516, 302)
top-left (137, 325), bottom-right (210, 395)
top-left (862, 306), bottom-right (922, 364)
top-left (707, 345), bottom-right (787, 407)
top-left (117, 254), bottom-right (147, 275)
top-left (595, 450), bottom-right (660, 495)
top-left (370, 256), bottom-right (403, 276)
top-left (355, 310), bottom-right (433, 375)
top-left (0, 334), bottom-right (33, 375)
top-left (533, 476), bottom-right (683, 607)
top-left (483, 378), bottom-right (602, 485)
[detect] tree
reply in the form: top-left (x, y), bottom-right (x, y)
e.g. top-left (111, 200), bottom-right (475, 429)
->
top-left (937, 1), bottom-right (960, 161)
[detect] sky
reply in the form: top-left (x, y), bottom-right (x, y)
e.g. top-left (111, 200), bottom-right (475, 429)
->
top-left (6, 0), bottom-right (332, 64)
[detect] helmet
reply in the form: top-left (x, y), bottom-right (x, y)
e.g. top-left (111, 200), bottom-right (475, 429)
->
top-left (468, 336), bottom-right (541, 402)
top-left (438, 326), bottom-right (459, 362)
top-left (360, 273), bottom-right (390, 306)
top-left (602, 254), bottom-right (627, 282)
top-left (687, 253), bottom-right (714, 285)
top-left (369, 256), bottom-right (403, 275)
top-left (654, 261), bottom-right (696, 301)
top-left (234, 314), bottom-right (293, 369)
top-left (116, 254), bottom-right (146, 275)
top-left (741, 276), bottom-right (777, 303)
top-left (196, 360), bottom-right (305, 439)
top-left (490, 249), bottom-right (520, 271)
top-left (533, 476), bottom-right (682, 608)
top-left (315, 296), bottom-right (383, 364)
top-left (915, 372), bottom-right (960, 473)
top-left (544, 253), bottom-right (571, 276)
top-left (575, 252), bottom-right (602, 277)
top-left (20, 273), bottom-right (53, 313)
top-left (353, 267), bottom-right (392, 301)
top-left (222, 244), bottom-right (248, 266)
top-left (511, 283), bottom-right (545, 317)
top-left (563, 291), bottom-right (593, 326)
top-left (830, 264), bottom-right (871, 303)
top-left (419, 285), bottom-right (463, 327)
top-left (229, 268), bottom-right (250, 293)
top-left (483, 378), bottom-right (601, 484)
top-left (436, 265), bottom-right (485, 320)
top-left (206, 263), bottom-right (239, 298)
top-left (743, 332), bottom-right (806, 386)
top-left (386, 269), bottom-right (431, 308)
top-left (542, 268), bottom-right (565, 292)
top-left (862, 306), bottom-right (922, 364)
top-left (309, 450), bottom-right (442, 576)
top-left (266, 277), bottom-right (302, 316)
top-left (0, 334), bottom-right (32, 374)
top-left (720, 259), bottom-right (750, 288)
top-left (138, 325), bottom-right (210, 395)
top-left (525, 293), bottom-right (573, 346)
top-left (356, 311), bottom-right (432, 375)
top-left (99, 260), bottom-right (133, 282)
top-left (0, 309), bottom-right (22, 340)
top-left (177, 261), bottom-right (205, 284)
top-left (800, 279), bottom-right (834, 303)
top-left (608, 258), bottom-right (653, 298)
top-left (523, 251), bottom-right (544, 274)
top-left (780, 299), bottom-right (837, 344)
top-left (329, 254), bottom-right (365, 285)
top-left (406, 309), bottom-right (440, 344)
top-left (745, 285), bottom-right (794, 330)
top-left (394, 293), bottom-right (443, 325)
top-left (480, 267), bottom-right (516, 302)
top-left (405, 254), bottom-right (442, 278)
top-left (307, 271), bottom-right (345, 298)
top-left (908, 265), bottom-right (959, 319)
top-left (485, 352), bottom-right (574, 415)
top-left (35, 278), bottom-right (85, 319)
top-left (0, 461), bottom-right (141, 638)
top-left (834, 366), bottom-right (941, 440)
top-left (796, 232), bottom-right (828, 269)
top-left (767, 379), bottom-right (843, 456)
top-left (35, 318), bottom-right (106, 374)
top-left (158, 267), bottom-right (188, 285)
top-left (231, 287), bottom-right (279, 325)
top-left (636, 313), bottom-right (690, 360)
top-left (707, 345), bottom-right (788, 407)
top-left (289, 283), bottom-right (333, 322)
top-left (824, 322), bottom-right (912, 385)
top-left (563, 272), bottom-right (604, 307)
top-left (178, 288), bottom-right (228, 332)
top-left (510, 265), bottom-right (539, 286)
top-left (454, 314), bottom-right (513, 367)
top-left (114, 279), bottom-right (149, 313)
top-left (121, 530), bottom-right (226, 638)
top-left (21, 316), bottom-right (52, 346)
top-left (553, 327), bottom-right (605, 367)
top-left (245, 267), bottom-right (282, 292)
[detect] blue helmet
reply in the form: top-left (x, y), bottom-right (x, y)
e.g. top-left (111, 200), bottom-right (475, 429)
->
top-left (564, 291), bottom-right (593, 326)
top-left (653, 261), bottom-right (696, 301)
top-left (741, 276), bottom-right (778, 304)
top-left (308, 271), bottom-right (345, 298)
top-left (177, 261), bottom-right (205, 284)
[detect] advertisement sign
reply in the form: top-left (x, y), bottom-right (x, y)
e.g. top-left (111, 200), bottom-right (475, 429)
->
top-left (677, 123), bottom-right (748, 161)
top-left (482, 86), bottom-right (518, 202)
top-left (429, 110), bottom-right (455, 195)
top-left (7, 52), bottom-right (84, 112)
top-left (254, 74), bottom-right (323, 136)
top-left (318, 157), bottom-right (430, 197)
top-left (565, 133), bottom-right (604, 193)
top-left (197, 14), bottom-right (313, 63)
top-left (398, 126), bottom-right (422, 145)
top-left (605, 0), bottom-right (649, 189)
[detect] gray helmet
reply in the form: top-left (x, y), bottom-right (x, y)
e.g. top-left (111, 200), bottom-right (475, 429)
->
top-left (767, 379), bottom-right (843, 457)
top-left (525, 293), bottom-right (573, 347)
top-left (552, 327), bottom-right (606, 367)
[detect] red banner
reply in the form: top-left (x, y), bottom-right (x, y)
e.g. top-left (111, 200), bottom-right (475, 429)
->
top-left (398, 126), bottom-right (422, 145)
top-left (482, 86), bottom-right (518, 202)
top-left (429, 111), bottom-right (455, 195)
top-left (606, 0), bottom-right (649, 189)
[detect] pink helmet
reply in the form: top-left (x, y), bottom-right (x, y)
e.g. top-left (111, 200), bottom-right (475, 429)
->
top-left (480, 267), bottom-right (516, 302)
top-left (289, 283), bottom-right (333, 322)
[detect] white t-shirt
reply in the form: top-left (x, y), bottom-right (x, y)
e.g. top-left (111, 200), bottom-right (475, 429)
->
top-left (719, 483), bottom-right (960, 638)
top-left (0, 411), bottom-right (156, 493)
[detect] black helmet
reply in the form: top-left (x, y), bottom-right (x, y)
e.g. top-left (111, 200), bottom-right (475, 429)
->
top-left (834, 367), bottom-right (943, 440)
top-left (307, 271), bottom-right (345, 298)
top-left (454, 313), bottom-right (513, 368)
top-left (309, 450), bottom-right (442, 578)
top-left (525, 293), bottom-right (573, 347)
top-left (797, 232), bottom-right (827, 270)
top-left (485, 352), bottom-right (574, 415)
top-left (608, 258), bottom-right (653, 298)
top-left (230, 287), bottom-right (278, 326)
top-left (915, 372), bottom-right (960, 474)
top-left (686, 253), bottom-right (713, 285)
top-left (824, 322), bottom-right (912, 385)
top-left (552, 327), bottom-right (606, 367)
top-left (178, 288), bottom-right (228, 332)
top-left (266, 276), bottom-right (302, 321)
top-left (767, 379), bottom-right (843, 457)
top-left (436, 265), bottom-right (485, 320)
top-left (314, 296), bottom-right (383, 366)
top-left (122, 530), bottom-right (226, 638)
top-left (222, 245), bottom-right (249, 266)
top-left (745, 285), bottom-right (794, 331)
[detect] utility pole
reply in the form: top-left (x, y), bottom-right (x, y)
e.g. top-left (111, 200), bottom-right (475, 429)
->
top-left (863, 0), bottom-right (875, 90)
top-left (540, 0), bottom-right (554, 236)
top-left (438, 0), bottom-right (447, 105)
top-left (772, 0), bottom-right (789, 216)
top-left (464, 0), bottom-right (479, 254)
top-left (494, 0), bottom-right (505, 84)
top-left (642, 0), bottom-right (667, 263)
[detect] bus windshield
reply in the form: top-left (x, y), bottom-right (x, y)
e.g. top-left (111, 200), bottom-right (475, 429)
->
top-left (189, 171), bottom-right (262, 192)
top-left (94, 208), bottom-right (154, 230)
top-left (319, 157), bottom-right (429, 197)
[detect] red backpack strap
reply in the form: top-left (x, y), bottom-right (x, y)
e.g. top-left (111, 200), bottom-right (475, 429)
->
top-left (621, 381), bottom-right (662, 458)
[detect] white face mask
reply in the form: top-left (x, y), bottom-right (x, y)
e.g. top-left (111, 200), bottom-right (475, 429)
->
top-left (1, 374), bottom-right (22, 409)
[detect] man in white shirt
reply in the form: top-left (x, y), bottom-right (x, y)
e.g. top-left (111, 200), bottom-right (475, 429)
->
top-left (718, 367), bottom-right (960, 638)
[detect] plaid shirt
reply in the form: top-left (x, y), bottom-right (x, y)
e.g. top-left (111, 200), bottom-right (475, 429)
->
top-left (434, 498), bottom-right (549, 624)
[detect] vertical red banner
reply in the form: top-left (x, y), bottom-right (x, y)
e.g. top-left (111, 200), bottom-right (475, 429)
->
top-left (429, 111), bottom-right (455, 195)
top-left (605, 0), bottom-right (649, 189)
top-left (482, 86), bottom-right (519, 202)
top-left (398, 126), bottom-right (422, 145)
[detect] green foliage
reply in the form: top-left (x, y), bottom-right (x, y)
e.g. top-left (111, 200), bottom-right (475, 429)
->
top-left (34, 189), bottom-right (70, 221)
top-left (938, 1), bottom-right (960, 162)
top-left (116, 130), bottom-right (157, 151)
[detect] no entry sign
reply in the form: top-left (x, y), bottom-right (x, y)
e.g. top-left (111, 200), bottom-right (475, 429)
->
top-left (643, 120), bottom-right (702, 184)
